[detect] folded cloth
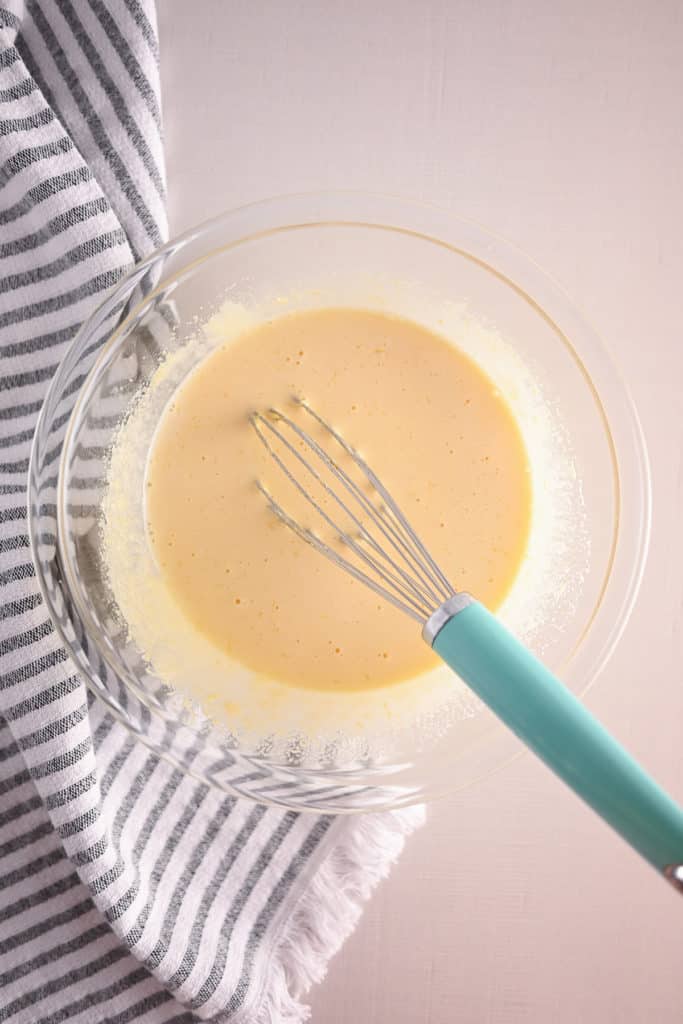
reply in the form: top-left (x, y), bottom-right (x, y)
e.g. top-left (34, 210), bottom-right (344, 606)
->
top-left (0, 4), bottom-right (423, 1021)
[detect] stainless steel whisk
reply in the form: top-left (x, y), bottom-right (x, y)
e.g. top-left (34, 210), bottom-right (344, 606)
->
top-left (251, 400), bottom-right (683, 893)
top-left (251, 401), bottom-right (454, 625)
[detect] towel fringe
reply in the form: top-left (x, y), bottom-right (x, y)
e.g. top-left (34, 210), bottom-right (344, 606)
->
top-left (250, 806), bottom-right (425, 1024)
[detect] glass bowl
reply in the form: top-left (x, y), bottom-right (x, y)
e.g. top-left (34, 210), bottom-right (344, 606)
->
top-left (28, 193), bottom-right (650, 812)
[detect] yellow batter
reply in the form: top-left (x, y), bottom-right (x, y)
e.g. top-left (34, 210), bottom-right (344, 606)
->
top-left (145, 308), bottom-right (531, 692)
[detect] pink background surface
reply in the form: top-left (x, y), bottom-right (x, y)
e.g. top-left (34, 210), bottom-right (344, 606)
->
top-left (158, 2), bottom-right (683, 1020)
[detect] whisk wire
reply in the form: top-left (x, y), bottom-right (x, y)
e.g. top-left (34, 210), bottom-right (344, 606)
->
top-left (264, 409), bottom-right (446, 610)
top-left (251, 403), bottom-right (456, 621)
top-left (256, 484), bottom-right (429, 623)
top-left (251, 413), bottom-right (436, 619)
top-left (298, 401), bottom-right (455, 601)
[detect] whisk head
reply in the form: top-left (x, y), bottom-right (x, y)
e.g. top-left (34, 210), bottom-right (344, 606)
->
top-left (250, 400), bottom-right (456, 624)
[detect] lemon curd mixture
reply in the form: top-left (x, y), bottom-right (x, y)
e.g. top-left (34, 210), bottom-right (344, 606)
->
top-left (143, 307), bottom-right (531, 694)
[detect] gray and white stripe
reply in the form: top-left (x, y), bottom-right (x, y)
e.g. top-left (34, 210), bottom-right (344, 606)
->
top-left (1, 4), bottom-right (421, 1021)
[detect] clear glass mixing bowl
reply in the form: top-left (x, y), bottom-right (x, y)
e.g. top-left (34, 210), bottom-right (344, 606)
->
top-left (28, 193), bottom-right (650, 812)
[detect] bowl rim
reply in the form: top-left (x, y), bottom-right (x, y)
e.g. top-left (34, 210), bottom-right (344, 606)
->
top-left (28, 190), bottom-right (652, 809)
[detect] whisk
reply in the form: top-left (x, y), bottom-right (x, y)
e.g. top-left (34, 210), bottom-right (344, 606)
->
top-left (251, 401), bottom-right (683, 892)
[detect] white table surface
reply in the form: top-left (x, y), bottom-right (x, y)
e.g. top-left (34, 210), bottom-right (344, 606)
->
top-left (158, 3), bottom-right (683, 1020)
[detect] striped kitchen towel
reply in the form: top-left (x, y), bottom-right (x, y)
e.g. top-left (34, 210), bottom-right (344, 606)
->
top-left (0, 3), bottom-right (423, 1022)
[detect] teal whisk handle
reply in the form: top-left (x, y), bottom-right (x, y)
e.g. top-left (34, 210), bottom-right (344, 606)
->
top-left (426, 595), bottom-right (683, 891)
